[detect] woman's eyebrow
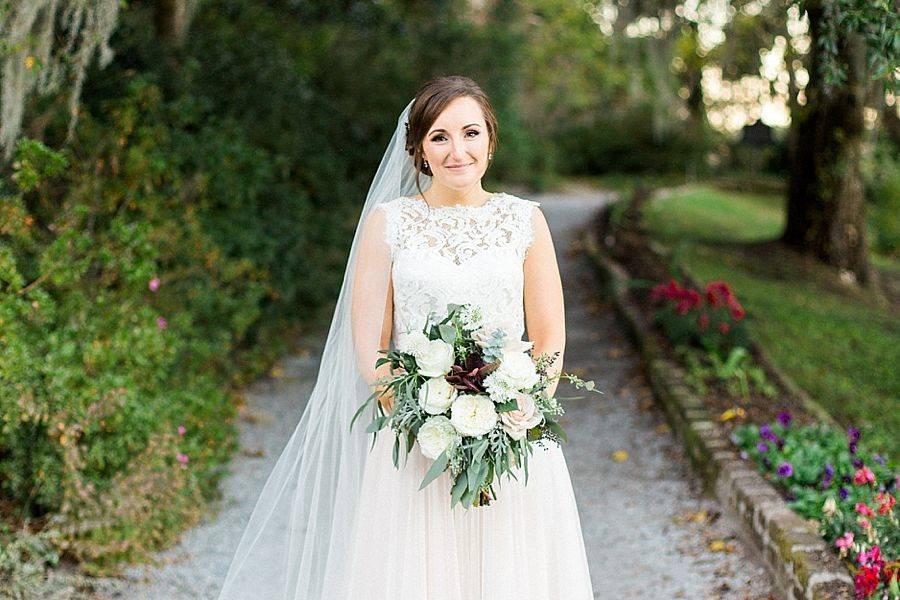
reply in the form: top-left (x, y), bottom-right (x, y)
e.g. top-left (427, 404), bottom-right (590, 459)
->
top-left (428, 123), bottom-right (482, 135)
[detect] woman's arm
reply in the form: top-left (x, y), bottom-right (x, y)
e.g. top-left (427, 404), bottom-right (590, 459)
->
top-left (523, 205), bottom-right (566, 398)
top-left (350, 207), bottom-right (394, 387)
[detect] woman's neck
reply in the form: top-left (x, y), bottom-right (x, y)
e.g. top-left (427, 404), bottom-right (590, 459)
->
top-left (417, 182), bottom-right (490, 208)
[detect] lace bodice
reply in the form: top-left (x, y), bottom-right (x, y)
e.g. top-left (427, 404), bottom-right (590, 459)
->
top-left (375, 192), bottom-right (541, 347)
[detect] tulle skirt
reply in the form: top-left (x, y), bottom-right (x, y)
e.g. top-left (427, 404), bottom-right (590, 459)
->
top-left (335, 429), bottom-right (595, 600)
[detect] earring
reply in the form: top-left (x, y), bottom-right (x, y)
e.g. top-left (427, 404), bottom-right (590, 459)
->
top-left (423, 159), bottom-right (429, 169)
top-left (488, 153), bottom-right (493, 160)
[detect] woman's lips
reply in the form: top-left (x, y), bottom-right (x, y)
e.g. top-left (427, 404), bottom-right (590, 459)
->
top-left (446, 163), bottom-right (473, 170)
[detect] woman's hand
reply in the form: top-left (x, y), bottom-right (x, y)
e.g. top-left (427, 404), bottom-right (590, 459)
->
top-left (375, 364), bottom-right (407, 413)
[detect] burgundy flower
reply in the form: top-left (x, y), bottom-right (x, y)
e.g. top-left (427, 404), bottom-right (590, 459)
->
top-left (444, 352), bottom-right (494, 393)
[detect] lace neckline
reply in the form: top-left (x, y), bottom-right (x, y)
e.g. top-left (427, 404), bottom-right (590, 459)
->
top-left (402, 192), bottom-right (503, 211)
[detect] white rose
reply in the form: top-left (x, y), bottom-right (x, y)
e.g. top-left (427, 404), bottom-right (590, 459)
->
top-left (496, 350), bottom-right (539, 390)
top-left (499, 392), bottom-right (544, 440)
top-left (397, 330), bottom-right (429, 357)
top-left (417, 376), bottom-right (458, 415)
top-left (416, 339), bottom-right (455, 377)
top-left (417, 416), bottom-right (459, 460)
top-left (450, 394), bottom-right (498, 437)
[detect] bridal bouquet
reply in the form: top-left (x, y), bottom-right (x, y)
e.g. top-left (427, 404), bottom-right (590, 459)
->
top-left (350, 303), bottom-right (602, 509)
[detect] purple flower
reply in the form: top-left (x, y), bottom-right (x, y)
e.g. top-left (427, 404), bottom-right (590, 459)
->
top-left (777, 462), bottom-right (793, 478)
top-left (821, 463), bottom-right (835, 488)
top-left (849, 440), bottom-right (858, 455)
top-left (847, 426), bottom-right (861, 443)
top-left (839, 486), bottom-right (849, 500)
top-left (756, 441), bottom-right (768, 453)
top-left (739, 450), bottom-right (749, 460)
top-left (775, 439), bottom-right (785, 451)
top-left (842, 475), bottom-right (852, 484)
top-left (759, 424), bottom-right (777, 442)
top-left (762, 456), bottom-right (772, 469)
top-left (873, 454), bottom-right (886, 467)
top-left (156, 316), bottom-right (168, 330)
top-left (852, 458), bottom-right (863, 469)
top-left (148, 277), bottom-right (161, 292)
top-left (776, 411), bottom-right (792, 427)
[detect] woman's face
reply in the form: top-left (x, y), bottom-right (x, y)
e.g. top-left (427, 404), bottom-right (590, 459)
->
top-left (421, 96), bottom-right (490, 189)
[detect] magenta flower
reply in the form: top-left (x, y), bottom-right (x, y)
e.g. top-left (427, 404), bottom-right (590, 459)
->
top-left (176, 453), bottom-right (189, 464)
top-left (156, 316), bottom-right (168, 330)
top-left (177, 425), bottom-right (186, 436)
top-left (149, 277), bottom-right (161, 292)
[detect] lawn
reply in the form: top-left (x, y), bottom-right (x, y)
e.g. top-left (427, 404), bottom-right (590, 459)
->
top-left (640, 184), bottom-right (899, 460)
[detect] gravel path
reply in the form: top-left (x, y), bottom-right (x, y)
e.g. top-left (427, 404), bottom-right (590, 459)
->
top-left (93, 187), bottom-right (775, 599)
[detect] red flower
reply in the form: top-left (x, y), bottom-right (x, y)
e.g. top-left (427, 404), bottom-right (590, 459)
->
top-left (651, 279), bottom-right (702, 314)
top-left (698, 313), bottom-right (709, 330)
top-left (729, 302), bottom-right (746, 320)
top-left (706, 281), bottom-right (733, 307)
top-left (718, 321), bottom-right (731, 334)
top-left (854, 565), bottom-right (880, 598)
top-left (855, 502), bottom-right (876, 518)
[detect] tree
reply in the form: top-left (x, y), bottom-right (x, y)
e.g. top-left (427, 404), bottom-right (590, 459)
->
top-left (0, 0), bottom-right (121, 160)
top-left (781, 0), bottom-right (897, 284)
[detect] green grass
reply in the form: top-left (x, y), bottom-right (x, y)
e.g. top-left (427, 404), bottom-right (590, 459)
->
top-left (641, 184), bottom-right (900, 460)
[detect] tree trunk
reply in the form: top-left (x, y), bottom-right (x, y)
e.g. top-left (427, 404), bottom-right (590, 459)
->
top-left (154, 0), bottom-right (190, 47)
top-left (782, 0), bottom-right (870, 284)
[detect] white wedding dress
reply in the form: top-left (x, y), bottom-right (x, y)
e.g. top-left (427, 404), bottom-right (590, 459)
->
top-left (338, 192), bottom-right (594, 600)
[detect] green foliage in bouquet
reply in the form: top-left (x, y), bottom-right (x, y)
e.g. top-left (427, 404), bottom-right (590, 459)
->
top-left (351, 303), bottom-right (601, 509)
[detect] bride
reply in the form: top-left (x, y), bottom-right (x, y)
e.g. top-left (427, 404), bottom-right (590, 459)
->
top-left (217, 75), bottom-right (594, 600)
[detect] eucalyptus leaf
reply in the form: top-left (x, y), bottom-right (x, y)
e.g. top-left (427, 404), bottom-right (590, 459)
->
top-left (438, 323), bottom-right (457, 344)
top-left (419, 450), bottom-right (449, 490)
top-left (450, 471), bottom-right (468, 507)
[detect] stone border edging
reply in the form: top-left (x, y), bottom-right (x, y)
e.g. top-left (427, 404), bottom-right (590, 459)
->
top-left (582, 225), bottom-right (856, 600)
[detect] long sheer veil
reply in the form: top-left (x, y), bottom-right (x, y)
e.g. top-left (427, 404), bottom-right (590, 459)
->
top-left (217, 97), bottom-right (427, 599)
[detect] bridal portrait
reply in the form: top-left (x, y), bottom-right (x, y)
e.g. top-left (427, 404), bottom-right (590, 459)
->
top-left (1, 1), bottom-right (897, 599)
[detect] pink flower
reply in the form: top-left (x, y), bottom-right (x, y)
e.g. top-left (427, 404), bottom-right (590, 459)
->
top-left (148, 277), bottom-right (161, 292)
top-left (856, 545), bottom-right (884, 569)
top-left (835, 531), bottom-right (854, 550)
top-left (698, 313), bottom-right (709, 330)
top-left (853, 466), bottom-right (875, 485)
top-left (855, 502), bottom-right (876, 518)
top-left (156, 316), bottom-right (168, 330)
top-left (176, 453), bottom-right (189, 465)
top-left (177, 425), bottom-right (186, 436)
top-left (857, 517), bottom-right (871, 530)
top-left (718, 321), bottom-right (731, 334)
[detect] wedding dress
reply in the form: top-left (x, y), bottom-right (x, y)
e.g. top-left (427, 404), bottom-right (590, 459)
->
top-left (337, 192), bottom-right (595, 600)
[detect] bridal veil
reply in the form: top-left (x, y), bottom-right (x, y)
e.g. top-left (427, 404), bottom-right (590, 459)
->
top-left (216, 97), bottom-right (426, 599)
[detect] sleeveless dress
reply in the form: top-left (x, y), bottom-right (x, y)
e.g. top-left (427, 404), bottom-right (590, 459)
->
top-left (340, 192), bottom-right (594, 600)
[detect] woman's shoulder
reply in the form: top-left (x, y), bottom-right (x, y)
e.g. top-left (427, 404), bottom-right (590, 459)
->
top-left (498, 191), bottom-right (541, 209)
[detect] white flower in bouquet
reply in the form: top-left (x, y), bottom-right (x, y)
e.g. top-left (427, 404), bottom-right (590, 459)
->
top-left (482, 371), bottom-right (518, 404)
top-left (416, 338), bottom-right (455, 377)
top-left (458, 304), bottom-right (485, 330)
top-left (417, 376), bottom-right (458, 415)
top-left (495, 349), bottom-right (539, 390)
top-left (449, 394), bottom-right (498, 437)
top-left (499, 392), bottom-right (544, 440)
top-left (418, 416), bottom-right (460, 460)
top-left (397, 330), bottom-right (429, 357)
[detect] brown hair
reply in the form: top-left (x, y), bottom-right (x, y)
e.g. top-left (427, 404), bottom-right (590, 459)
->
top-left (404, 75), bottom-right (499, 198)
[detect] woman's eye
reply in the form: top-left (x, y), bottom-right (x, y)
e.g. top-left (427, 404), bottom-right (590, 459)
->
top-left (431, 131), bottom-right (479, 142)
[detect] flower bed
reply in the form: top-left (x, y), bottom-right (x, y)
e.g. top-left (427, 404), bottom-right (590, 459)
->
top-left (732, 416), bottom-right (898, 599)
